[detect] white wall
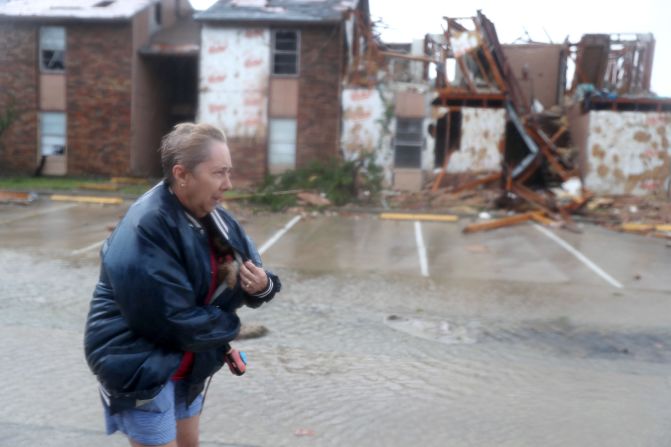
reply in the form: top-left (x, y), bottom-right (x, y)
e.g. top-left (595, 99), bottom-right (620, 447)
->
top-left (198, 26), bottom-right (270, 139)
top-left (341, 88), bottom-right (386, 158)
top-left (585, 111), bottom-right (671, 195)
top-left (447, 108), bottom-right (505, 173)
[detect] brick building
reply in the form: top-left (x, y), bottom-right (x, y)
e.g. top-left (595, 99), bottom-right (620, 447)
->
top-left (0, 0), bottom-right (196, 177)
top-left (195, 0), bottom-right (370, 184)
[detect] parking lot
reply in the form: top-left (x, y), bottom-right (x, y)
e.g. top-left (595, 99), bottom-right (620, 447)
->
top-left (1, 197), bottom-right (670, 446)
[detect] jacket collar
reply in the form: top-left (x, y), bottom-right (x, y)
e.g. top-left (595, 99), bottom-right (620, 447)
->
top-left (165, 181), bottom-right (231, 240)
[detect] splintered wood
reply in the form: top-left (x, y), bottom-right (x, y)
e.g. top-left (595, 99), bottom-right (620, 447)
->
top-left (462, 212), bottom-right (553, 234)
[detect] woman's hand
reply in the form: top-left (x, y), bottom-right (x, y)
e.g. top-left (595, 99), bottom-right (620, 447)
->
top-left (239, 260), bottom-right (268, 295)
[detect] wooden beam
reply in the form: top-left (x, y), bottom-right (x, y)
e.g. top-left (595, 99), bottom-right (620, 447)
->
top-left (511, 182), bottom-right (555, 216)
top-left (463, 211), bottom-right (536, 234)
top-left (456, 55), bottom-right (478, 93)
top-left (549, 125), bottom-right (567, 145)
top-left (527, 126), bottom-right (572, 180)
top-left (449, 172), bottom-right (501, 193)
top-left (537, 142), bottom-right (573, 180)
top-left (379, 51), bottom-right (435, 63)
top-left (434, 89), bottom-right (505, 102)
top-left (472, 51), bottom-right (494, 88)
top-left (476, 40), bottom-right (507, 92)
top-left (530, 212), bottom-right (554, 226)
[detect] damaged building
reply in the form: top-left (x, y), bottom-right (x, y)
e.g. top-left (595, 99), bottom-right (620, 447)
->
top-left (567, 34), bottom-right (671, 196)
top-left (195, 0), bottom-right (371, 185)
top-left (0, 0), bottom-right (372, 182)
top-left (341, 21), bottom-right (572, 192)
top-left (0, 0), bottom-right (197, 177)
top-left (343, 10), bottom-right (669, 204)
top-left (0, 0), bottom-right (667, 201)
top-left (432, 15), bottom-right (670, 200)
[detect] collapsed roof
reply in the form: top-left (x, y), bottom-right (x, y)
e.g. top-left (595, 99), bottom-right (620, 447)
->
top-left (195, 0), bottom-right (365, 24)
top-left (0, 0), bottom-right (158, 20)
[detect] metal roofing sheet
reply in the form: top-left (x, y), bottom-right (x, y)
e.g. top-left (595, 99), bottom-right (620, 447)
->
top-left (0, 0), bottom-right (157, 20)
top-left (195, 0), bottom-right (358, 23)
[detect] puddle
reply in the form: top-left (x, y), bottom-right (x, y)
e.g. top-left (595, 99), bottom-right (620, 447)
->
top-left (384, 314), bottom-right (480, 345)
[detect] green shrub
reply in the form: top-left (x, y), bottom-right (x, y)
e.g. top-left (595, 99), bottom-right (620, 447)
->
top-left (252, 153), bottom-right (383, 211)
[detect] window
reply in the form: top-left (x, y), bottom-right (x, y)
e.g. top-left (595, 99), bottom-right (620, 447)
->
top-left (268, 118), bottom-right (296, 172)
top-left (394, 118), bottom-right (423, 168)
top-left (40, 112), bottom-right (66, 156)
top-left (40, 26), bottom-right (66, 72)
top-left (154, 3), bottom-right (162, 25)
top-left (272, 30), bottom-right (299, 75)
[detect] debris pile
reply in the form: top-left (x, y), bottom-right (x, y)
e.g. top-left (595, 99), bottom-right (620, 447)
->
top-left (424, 11), bottom-right (669, 235)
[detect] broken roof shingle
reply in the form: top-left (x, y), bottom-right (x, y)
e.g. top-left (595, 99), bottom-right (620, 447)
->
top-left (0, 0), bottom-right (157, 20)
top-left (195, 0), bottom-right (360, 24)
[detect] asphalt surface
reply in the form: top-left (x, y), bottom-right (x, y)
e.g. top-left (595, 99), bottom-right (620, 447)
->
top-left (1, 197), bottom-right (670, 446)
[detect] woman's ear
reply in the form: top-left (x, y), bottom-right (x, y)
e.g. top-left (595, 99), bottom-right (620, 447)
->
top-left (172, 164), bottom-right (188, 187)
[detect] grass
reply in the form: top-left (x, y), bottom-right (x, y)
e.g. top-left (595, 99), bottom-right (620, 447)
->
top-left (0, 176), bottom-right (153, 196)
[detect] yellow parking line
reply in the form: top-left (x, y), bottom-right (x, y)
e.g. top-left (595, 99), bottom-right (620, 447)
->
top-left (380, 213), bottom-right (459, 222)
top-left (50, 194), bottom-right (123, 205)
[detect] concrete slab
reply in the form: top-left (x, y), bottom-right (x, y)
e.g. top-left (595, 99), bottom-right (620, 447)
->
top-left (0, 202), bottom-right (127, 255)
top-left (424, 221), bottom-right (572, 284)
top-left (2, 203), bottom-right (671, 446)
top-left (261, 214), bottom-right (421, 277)
top-left (542, 224), bottom-right (671, 292)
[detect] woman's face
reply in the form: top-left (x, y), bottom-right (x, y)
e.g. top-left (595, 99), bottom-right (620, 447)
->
top-left (180, 141), bottom-right (233, 218)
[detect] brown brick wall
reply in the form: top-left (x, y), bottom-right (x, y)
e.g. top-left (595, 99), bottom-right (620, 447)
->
top-left (296, 25), bottom-right (343, 167)
top-left (0, 23), bottom-right (38, 174)
top-left (228, 136), bottom-right (268, 186)
top-left (66, 22), bottom-right (133, 176)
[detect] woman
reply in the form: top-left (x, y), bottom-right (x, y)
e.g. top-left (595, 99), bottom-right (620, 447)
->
top-left (84, 123), bottom-right (281, 447)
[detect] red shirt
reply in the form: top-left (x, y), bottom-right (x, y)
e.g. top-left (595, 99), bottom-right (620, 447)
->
top-left (171, 244), bottom-right (218, 381)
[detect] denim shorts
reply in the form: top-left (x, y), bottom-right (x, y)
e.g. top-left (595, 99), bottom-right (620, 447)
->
top-left (103, 380), bottom-right (203, 446)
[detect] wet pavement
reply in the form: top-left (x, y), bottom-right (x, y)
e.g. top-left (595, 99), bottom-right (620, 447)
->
top-left (1, 197), bottom-right (670, 446)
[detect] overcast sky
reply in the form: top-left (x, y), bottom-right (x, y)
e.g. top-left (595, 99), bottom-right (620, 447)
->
top-left (190, 0), bottom-right (670, 96)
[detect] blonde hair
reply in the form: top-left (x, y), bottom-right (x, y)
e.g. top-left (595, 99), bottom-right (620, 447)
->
top-left (160, 123), bottom-right (227, 185)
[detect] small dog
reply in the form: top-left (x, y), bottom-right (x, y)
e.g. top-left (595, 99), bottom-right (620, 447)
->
top-left (211, 235), bottom-right (241, 290)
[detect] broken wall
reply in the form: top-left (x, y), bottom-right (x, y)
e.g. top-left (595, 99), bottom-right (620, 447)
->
top-left (501, 43), bottom-right (566, 109)
top-left (342, 85), bottom-right (437, 188)
top-left (198, 26), bottom-right (270, 183)
top-left (342, 87), bottom-right (386, 157)
top-left (446, 108), bottom-right (505, 173)
top-left (585, 111), bottom-right (671, 195)
top-left (198, 26), bottom-right (269, 139)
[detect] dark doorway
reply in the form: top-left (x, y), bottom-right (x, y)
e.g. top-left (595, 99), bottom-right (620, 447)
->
top-left (136, 54), bottom-right (198, 177)
top-left (151, 56), bottom-right (198, 132)
top-left (434, 110), bottom-right (462, 168)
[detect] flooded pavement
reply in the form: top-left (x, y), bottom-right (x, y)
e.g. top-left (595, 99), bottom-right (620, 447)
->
top-left (1, 198), bottom-right (670, 446)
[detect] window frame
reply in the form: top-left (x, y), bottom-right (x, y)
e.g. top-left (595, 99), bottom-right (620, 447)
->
top-left (39, 112), bottom-right (67, 156)
top-left (271, 29), bottom-right (300, 77)
top-left (393, 117), bottom-right (424, 168)
top-left (268, 117), bottom-right (297, 172)
top-left (39, 26), bottom-right (66, 73)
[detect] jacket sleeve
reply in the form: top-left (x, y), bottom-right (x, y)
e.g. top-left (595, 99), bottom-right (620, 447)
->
top-left (242, 233), bottom-right (282, 308)
top-left (103, 212), bottom-right (240, 352)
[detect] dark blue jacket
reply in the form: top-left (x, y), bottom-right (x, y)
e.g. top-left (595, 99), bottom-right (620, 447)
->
top-left (84, 181), bottom-right (280, 413)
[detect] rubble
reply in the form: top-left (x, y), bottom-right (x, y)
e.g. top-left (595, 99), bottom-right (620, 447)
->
top-left (0, 191), bottom-right (36, 205)
top-left (419, 11), bottom-right (669, 236)
top-left (296, 192), bottom-right (332, 207)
